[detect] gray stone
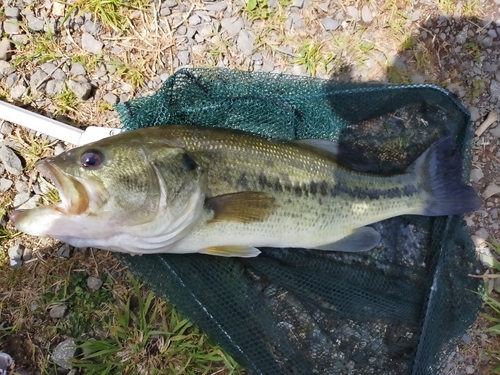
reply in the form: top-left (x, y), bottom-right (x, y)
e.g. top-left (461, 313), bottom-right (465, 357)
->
top-left (178, 50), bottom-right (190, 65)
top-left (45, 80), bottom-right (65, 97)
top-left (30, 300), bottom-right (39, 311)
top-left (6, 73), bottom-right (17, 87)
top-left (10, 84), bottom-right (26, 100)
top-left (221, 17), bottom-right (244, 37)
top-left (461, 333), bottom-right (471, 345)
top-left (237, 29), bottom-right (254, 56)
top-left (186, 27), bottom-right (197, 39)
top-left (22, 246), bottom-right (32, 261)
top-left (11, 35), bottom-right (28, 46)
top-left (0, 38), bottom-right (12, 61)
top-left (456, 28), bottom-right (468, 45)
top-left (84, 20), bottom-right (102, 35)
top-left (160, 7), bottom-right (171, 16)
top-left (164, 0), bottom-right (178, 7)
top-left (488, 29), bottom-right (498, 38)
top-left (18, 194), bottom-right (40, 210)
top-left (30, 69), bottom-right (48, 93)
top-left (103, 93), bottom-right (118, 105)
top-left (469, 106), bottom-right (480, 122)
top-left (483, 183), bottom-right (500, 199)
top-left (0, 179), bottom-right (12, 192)
top-left (292, 0), bottom-right (304, 7)
top-left (411, 9), bottom-right (421, 22)
top-left (0, 60), bottom-right (13, 77)
top-left (491, 80), bottom-right (500, 102)
top-left (3, 20), bottom-right (20, 35)
top-left (87, 276), bottom-right (103, 290)
top-left (13, 191), bottom-right (30, 207)
top-left (470, 168), bottom-right (484, 183)
top-left (81, 32), bottom-right (103, 54)
top-left (54, 143), bottom-right (66, 156)
top-left (361, 5), bottom-right (373, 23)
top-left (51, 338), bottom-right (76, 370)
top-left (322, 18), bottom-right (339, 31)
top-left (482, 36), bottom-right (493, 47)
top-left (5, 7), bottom-right (20, 18)
top-left (206, 2), bottom-right (227, 11)
top-left (347, 6), bottom-right (359, 21)
top-left (0, 146), bottom-right (23, 176)
top-left (490, 123), bottom-right (500, 137)
top-left (0, 122), bottom-right (9, 135)
top-left (26, 14), bottom-right (45, 31)
top-left (70, 62), bottom-right (86, 76)
top-left (492, 208), bottom-right (499, 220)
top-left (57, 243), bottom-right (72, 257)
top-left (0, 352), bottom-right (13, 373)
top-left (287, 13), bottom-right (304, 29)
top-left (177, 25), bottom-right (187, 35)
top-left (68, 78), bottom-right (92, 100)
top-left (8, 244), bottom-right (23, 261)
top-left (189, 14), bottom-right (201, 26)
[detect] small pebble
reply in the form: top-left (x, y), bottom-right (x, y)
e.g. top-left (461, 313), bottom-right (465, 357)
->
top-left (50, 304), bottom-right (67, 319)
top-left (470, 169), bottom-right (484, 183)
top-left (0, 145), bottom-right (23, 176)
top-left (81, 32), bottom-right (103, 54)
top-left (87, 276), bottom-right (103, 290)
top-left (30, 69), bottom-right (49, 94)
top-left (51, 338), bottom-right (76, 370)
top-left (206, 2), bottom-right (227, 11)
top-left (361, 5), bottom-right (373, 23)
top-left (70, 62), bottom-right (86, 76)
top-left (237, 29), bottom-right (254, 56)
top-left (322, 18), bottom-right (339, 31)
top-left (0, 38), bottom-right (12, 61)
top-left (221, 17), bottom-right (244, 37)
top-left (30, 300), bottom-right (39, 311)
top-left (10, 84), bottom-right (26, 100)
top-left (57, 243), bottom-right (72, 258)
top-left (68, 78), bottom-right (92, 100)
top-left (482, 183), bottom-right (500, 200)
top-left (26, 14), bottom-right (45, 31)
top-left (5, 7), bottom-right (20, 18)
top-left (0, 178), bottom-right (13, 192)
top-left (103, 93), bottom-right (119, 105)
top-left (3, 20), bottom-right (20, 35)
top-left (45, 80), bottom-right (66, 97)
top-left (188, 14), bottom-right (201, 26)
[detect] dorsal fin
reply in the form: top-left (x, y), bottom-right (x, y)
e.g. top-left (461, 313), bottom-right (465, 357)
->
top-left (205, 192), bottom-right (276, 223)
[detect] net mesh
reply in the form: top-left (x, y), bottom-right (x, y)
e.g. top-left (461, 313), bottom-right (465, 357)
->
top-left (114, 68), bottom-right (482, 375)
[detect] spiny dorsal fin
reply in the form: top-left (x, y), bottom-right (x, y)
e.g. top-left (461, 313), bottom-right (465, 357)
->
top-left (205, 191), bottom-right (276, 223)
top-left (199, 246), bottom-right (261, 257)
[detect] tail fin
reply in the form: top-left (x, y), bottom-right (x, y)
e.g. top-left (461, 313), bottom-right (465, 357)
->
top-left (409, 136), bottom-right (481, 216)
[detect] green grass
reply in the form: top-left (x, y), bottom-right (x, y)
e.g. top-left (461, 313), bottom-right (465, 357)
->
top-left (63, 0), bottom-right (150, 32)
top-left (13, 31), bottom-right (64, 67)
top-left (74, 276), bottom-right (244, 374)
top-left (52, 88), bottom-right (79, 115)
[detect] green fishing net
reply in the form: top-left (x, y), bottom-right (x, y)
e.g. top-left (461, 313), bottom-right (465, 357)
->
top-left (114, 68), bottom-right (482, 375)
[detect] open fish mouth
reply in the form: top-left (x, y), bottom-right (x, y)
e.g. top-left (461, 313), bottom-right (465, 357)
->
top-left (36, 159), bottom-right (90, 215)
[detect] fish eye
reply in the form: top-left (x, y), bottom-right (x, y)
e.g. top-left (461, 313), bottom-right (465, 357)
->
top-left (80, 150), bottom-right (103, 168)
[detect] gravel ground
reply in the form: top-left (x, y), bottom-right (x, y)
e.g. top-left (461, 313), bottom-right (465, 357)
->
top-left (1, 0), bottom-right (500, 374)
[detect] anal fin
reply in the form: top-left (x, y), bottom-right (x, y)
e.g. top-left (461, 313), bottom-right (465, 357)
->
top-left (314, 226), bottom-right (381, 252)
top-left (199, 245), bottom-right (261, 258)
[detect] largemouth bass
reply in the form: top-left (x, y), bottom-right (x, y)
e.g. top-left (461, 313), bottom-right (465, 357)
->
top-left (11, 126), bottom-right (480, 257)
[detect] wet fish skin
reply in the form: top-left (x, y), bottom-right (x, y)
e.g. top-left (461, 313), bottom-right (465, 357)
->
top-left (11, 126), bottom-right (481, 257)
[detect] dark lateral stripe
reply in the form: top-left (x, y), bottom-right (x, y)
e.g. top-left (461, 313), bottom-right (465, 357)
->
top-left (329, 181), bottom-right (418, 200)
top-left (255, 174), bottom-right (417, 200)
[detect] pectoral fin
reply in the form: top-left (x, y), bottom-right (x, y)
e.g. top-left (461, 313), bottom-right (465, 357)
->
top-left (199, 246), bottom-right (261, 258)
top-left (205, 192), bottom-right (276, 223)
top-left (314, 227), bottom-right (381, 252)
